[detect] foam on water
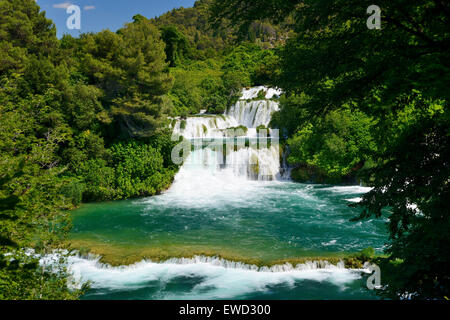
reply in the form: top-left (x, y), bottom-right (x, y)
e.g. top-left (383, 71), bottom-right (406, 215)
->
top-left (346, 197), bottom-right (363, 203)
top-left (173, 86), bottom-right (281, 140)
top-left (321, 186), bottom-right (373, 194)
top-left (239, 86), bottom-right (282, 100)
top-left (67, 255), bottom-right (366, 300)
top-left (141, 152), bottom-right (282, 209)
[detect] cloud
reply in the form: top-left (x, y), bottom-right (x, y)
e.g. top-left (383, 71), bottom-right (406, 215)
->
top-left (84, 5), bottom-right (95, 11)
top-left (53, 2), bottom-right (73, 9)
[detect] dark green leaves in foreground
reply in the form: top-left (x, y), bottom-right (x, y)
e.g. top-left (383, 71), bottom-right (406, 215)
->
top-left (212, 0), bottom-right (450, 299)
top-left (0, 0), bottom-right (179, 299)
top-left (0, 0), bottom-right (289, 300)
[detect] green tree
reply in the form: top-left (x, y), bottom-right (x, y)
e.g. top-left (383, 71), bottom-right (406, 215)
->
top-left (160, 25), bottom-right (192, 67)
top-left (287, 107), bottom-right (376, 183)
top-left (0, 0), bottom-right (182, 299)
top-left (212, 0), bottom-right (450, 299)
top-left (79, 18), bottom-right (173, 137)
top-left (0, 73), bottom-right (83, 300)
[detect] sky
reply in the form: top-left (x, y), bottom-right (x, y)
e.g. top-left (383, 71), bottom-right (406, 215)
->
top-left (36, 0), bottom-right (197, 38)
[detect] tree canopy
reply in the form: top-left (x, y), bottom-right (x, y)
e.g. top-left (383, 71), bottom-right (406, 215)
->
top-left (211, 0), bottom-right (450, 299)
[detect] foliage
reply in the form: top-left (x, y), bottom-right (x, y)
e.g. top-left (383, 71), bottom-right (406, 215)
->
top-left (0, 6), bottom-right (83, 296)
top-left (168, 59), bottom-right (225, 115)
top-left (0, 0), bottom-right (181, 299)
top-left (160, 25), bottom-right (192, 67)
top-left (149, 0), bottom-right (288, 117)
top-left (213, 0), bottom-right (450, 299)
top-left (270, 94), bottom-right (310, 137)
top-left (77, 17), bottom-right (174, 138)
top-left (73, 131), bottom-right (180, 202)
top-left (153, 0), bottom-right (289, 59)
top-left (0, 250), bottom-right (86, 300)
top-left (287, 107), bottom-right (376, 182)
top-left (352, 94), bottom-right (449, 299)
top-left (167, 43), bottom-right (279, 116)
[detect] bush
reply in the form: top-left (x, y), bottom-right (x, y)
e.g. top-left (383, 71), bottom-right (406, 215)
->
top-left (75, 159), bottom-right (116, 201)
top-left (355, 247), bottom-right (376, 261)
top-left (287, 107), bottom-right (376, 181)
top-left (60, 180), bottom-right (85, 206)
top-left (75, 135), bottom-right (180, 202)
top-left (111, 141), bottom-right (166, 198)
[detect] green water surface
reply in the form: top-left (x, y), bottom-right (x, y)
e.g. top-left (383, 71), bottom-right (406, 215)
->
top-left (70, 181), bottom-right (387, 300)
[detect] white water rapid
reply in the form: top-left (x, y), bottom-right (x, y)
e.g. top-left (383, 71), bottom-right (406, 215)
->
top-left (172, 86), bottom-right (282, 181)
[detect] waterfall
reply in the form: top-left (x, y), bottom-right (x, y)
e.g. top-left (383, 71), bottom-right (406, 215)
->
top-left (172, 115), bottom-right (240, 139)
top-left (181, 145), bottom-right (281, 181)
top-left (172, 86), bottom-right (282, 180)
top-left (280, 144), bottom-right (293, 180)
top-left (226, 100), bottom-right (279, 128)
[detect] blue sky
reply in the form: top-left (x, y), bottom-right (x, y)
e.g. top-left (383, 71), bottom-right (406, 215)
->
top-left (36, 0), bottom-right (197, 38)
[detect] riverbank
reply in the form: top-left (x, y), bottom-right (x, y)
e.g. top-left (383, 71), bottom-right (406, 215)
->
top-left (65, 238), bottom-right (382, 268)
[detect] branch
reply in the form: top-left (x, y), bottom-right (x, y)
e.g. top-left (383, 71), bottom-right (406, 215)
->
top-left (384, 16), bottom-right (437, 46)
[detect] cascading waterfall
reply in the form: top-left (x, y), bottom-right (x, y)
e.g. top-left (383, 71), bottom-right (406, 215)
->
top-left (227, 100), bottom-right (280, 128)
top-left (172, 115), bottom-right (240, 139)
top-left (64, 254), bottom-right (368, 300)
top-left (172, 86), bottom-right (282, 140)
top-left (172, 86), bottom-right (282, 181)
top-left (65, 88), bottom-right (384, 300)
top-left (181, 145), bottom-right (281, 182)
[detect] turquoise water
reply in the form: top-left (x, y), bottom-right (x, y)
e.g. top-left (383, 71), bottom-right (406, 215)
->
top-left (63, 87), bottom-right (389, 299)
top-left (70, 176), bottom-right (387, 300)
top-left (72, 183), bottom-right (387, 260)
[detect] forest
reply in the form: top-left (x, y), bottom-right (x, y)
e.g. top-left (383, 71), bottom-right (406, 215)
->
top-left (0, 0), bottom-right (448, 300)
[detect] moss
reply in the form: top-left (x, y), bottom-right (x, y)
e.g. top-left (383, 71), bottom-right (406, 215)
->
top-left (343, 247), bottom-right (384, 268)
top-left (66, 239), bottom-right (262, 266)
top-left (226, 126), bottom-right (248, 137)
top-left (256, 89), bottom-right (267, 100)
top-left (65, 240), bottom-right (385, 269)
top-left (180, 120), bottom-right (187, 130)
top-left (250, 155), bottom-right (260, 175)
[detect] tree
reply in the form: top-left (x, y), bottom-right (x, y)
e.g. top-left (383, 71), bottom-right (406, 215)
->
top-left (160, 25), bottom-right (192, 67)
top-left (0, 76), bottom-right (83, 300)
top-left (79, 18), bottom-right (173, 138)
top-left (211, 0), bottom-right (450, 298)
top-left (0, 0), bottom-right (180, 299)
top-left (287, 107), bottom-right (376, 183)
